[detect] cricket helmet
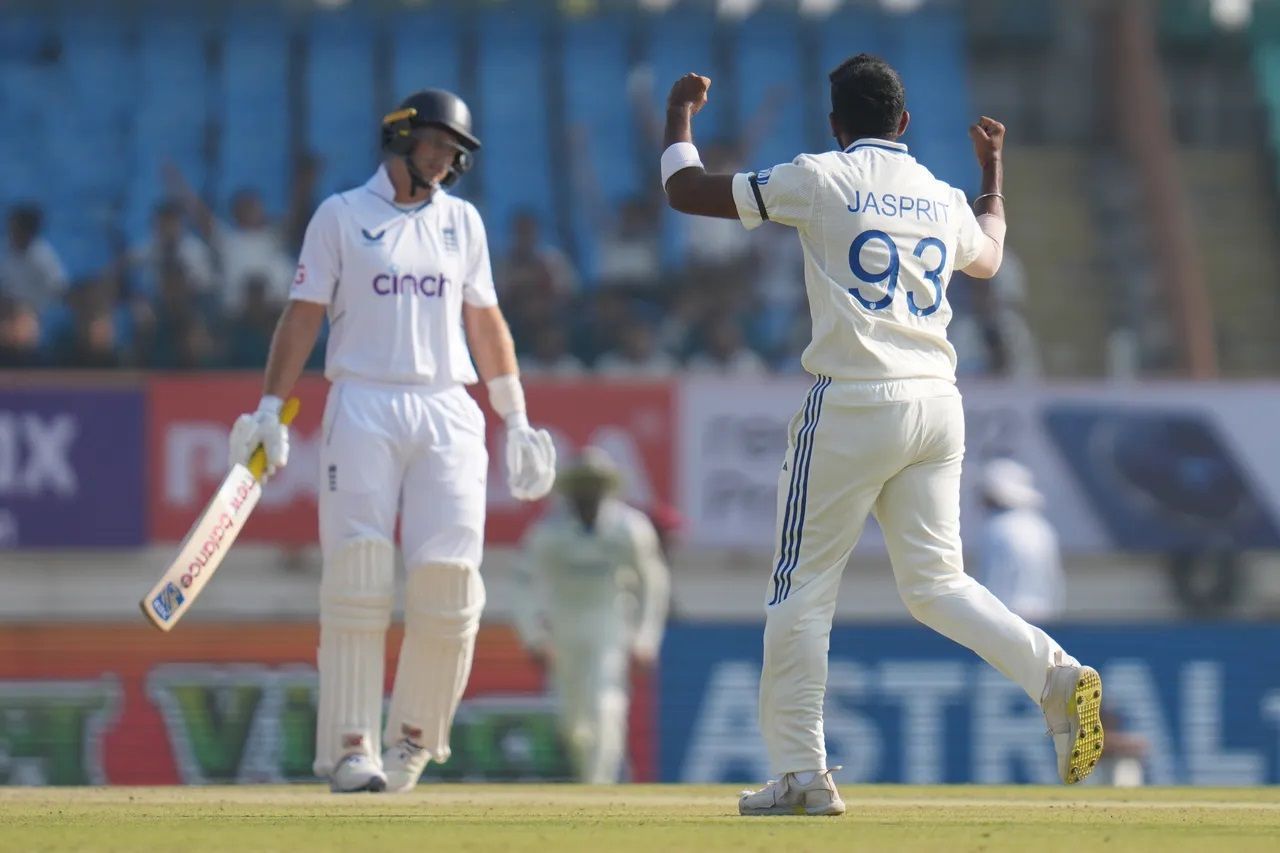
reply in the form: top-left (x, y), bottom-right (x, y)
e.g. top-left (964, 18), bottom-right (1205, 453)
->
top-left (381, 89), bottom-right (480, 188)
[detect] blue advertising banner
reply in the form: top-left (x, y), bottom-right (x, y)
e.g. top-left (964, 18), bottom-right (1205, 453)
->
top-left (0, 388), bottom-right (146, 547)
top-left (660, 622), bottom-right (1280, 785)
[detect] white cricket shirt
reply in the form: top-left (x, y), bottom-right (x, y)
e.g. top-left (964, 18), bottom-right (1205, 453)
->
top-left (732, 138), bottom-right (988, 386)
top-left (290, 166), bottom-right (499, 386)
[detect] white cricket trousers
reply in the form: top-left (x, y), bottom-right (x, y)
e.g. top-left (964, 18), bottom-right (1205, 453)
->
top-left (549, 625), bottom-right (630, 784)
top-left (760, 377), bottom-right (1076, 776)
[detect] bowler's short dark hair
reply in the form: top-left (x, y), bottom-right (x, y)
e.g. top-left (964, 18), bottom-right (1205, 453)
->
top-left (829, 54), bottom-right (906, 139)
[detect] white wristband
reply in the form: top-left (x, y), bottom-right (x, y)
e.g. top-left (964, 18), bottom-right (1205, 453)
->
top-left (487, 374), bottom-right (529, 430)
top-left (660, 142), bottom-right (703, 189)
top-left (257, 395), bottom-right (283, 416)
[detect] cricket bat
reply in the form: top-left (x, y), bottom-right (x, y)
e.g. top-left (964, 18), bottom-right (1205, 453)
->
top-left (140, 397), bottom-right (301, 631)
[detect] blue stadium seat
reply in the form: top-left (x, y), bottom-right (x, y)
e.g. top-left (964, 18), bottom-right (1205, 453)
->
top-left (881, 8), bottom-right (975, 192)
top-left (306, 7), bottom-right (378, 198)
top-left (218, 5), bottom-right (290, 216)
top-left (390, 9), bottom-right (462, 105)
top-left (735, 10), bottom-right (807, 169)
top-left (638, 8), bottom-right (723, 269)
top-left (563, 12), bottom-right (640, 281)
top-left (475, 9), bottom-right (555, 256)
top-left (127, 10), bottom-right (211, 242)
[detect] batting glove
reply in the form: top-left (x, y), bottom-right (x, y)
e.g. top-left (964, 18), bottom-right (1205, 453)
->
top-left (228, 398), bottom-right (290, 479)
top-left (506, 425), bottom-right (556, 501)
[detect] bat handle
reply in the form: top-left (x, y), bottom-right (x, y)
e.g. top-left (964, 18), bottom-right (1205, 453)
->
top-left (248, 397), bottom-right (301, 482)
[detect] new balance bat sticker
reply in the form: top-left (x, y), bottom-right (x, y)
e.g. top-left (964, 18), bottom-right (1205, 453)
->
top-left (140, 398), bottom-right (300, 632)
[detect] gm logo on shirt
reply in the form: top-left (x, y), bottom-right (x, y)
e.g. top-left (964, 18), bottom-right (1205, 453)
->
top-left (372, 272), bottom-right (448, 297)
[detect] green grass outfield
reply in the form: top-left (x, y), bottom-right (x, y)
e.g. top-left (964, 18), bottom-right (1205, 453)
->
top-left (3, 785), bottom-right (1279, 852)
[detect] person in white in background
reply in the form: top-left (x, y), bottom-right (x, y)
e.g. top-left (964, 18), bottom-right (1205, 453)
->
top-left (659, 55), bottom-right (1105, 816)
top-left (227, 88), bottom-right (557, 794)
top-left (978, 458), bottom-right (1065, 623)
top-left (512, 448), bottom-right (670, 783)
top-left (1, 204), bottom-right (68, 313)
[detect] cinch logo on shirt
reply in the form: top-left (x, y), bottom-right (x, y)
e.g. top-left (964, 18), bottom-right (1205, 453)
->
top-left (372, 272), bottom-right (448, 297)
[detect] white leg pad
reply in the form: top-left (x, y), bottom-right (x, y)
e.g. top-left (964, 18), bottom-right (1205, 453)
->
top-left (384, 561), bottom-right (485, 765)
top-left (313, 538), bottom-right (394, 778)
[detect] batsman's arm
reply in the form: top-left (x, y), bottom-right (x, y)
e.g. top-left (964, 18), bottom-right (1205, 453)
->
top-left (661, 74), bottom-right (739, 219)
top-left (262, 300), bottom-right (326, 398)
top-left (463, 303), bottom-right (519, 383)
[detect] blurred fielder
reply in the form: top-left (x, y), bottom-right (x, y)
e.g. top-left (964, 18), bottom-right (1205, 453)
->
top-left (228, 89), bottom-right (557, 793)
top-left (660, 56), bottom-right (1104, 815)
top-left (513, 448), bottom-right (670, 783)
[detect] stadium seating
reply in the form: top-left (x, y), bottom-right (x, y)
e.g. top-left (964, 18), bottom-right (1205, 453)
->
top-left (0, 0), bottom-right (979, 281)
top-left (305, 5), bottom-right (377, 200)
top-left (217, 4), bottom-right (291, 217)
top-left (475, 8), bottom-right (556, 255)
top-left (562, 12), bottom-right (641, 280)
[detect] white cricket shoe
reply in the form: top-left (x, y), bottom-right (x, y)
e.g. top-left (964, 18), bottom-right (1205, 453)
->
top-left (329, 753), bottom-right (387, 793)
top-left (1041, 661), bottom-right (1105, 784)
top-left (738, 769), bottom-right (846, 816)
top-left (382, 738), bottom-right (431, 793)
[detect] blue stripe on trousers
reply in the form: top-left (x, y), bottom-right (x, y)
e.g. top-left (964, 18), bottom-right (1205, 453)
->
top-left (769, 376), bottom-right (830, 606)
top-left (778, 376), bottom-right (829, 601)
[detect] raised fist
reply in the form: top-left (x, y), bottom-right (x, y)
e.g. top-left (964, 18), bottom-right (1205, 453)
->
top-left (667, 73), bottom-right (711, 115)
top-left (968, 116), bottom-right (1006, 168)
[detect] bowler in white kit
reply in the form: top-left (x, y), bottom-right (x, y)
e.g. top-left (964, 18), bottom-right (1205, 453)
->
top-left (227, 89), bottom-right (557, 793)
top-left (660, 56), bottom-right (1105, 815)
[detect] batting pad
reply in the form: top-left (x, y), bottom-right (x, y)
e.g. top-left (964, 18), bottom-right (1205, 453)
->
top-left (313, 538), bottom-right (394, 777)
top-left (384, 561), bottom-right (486, 764)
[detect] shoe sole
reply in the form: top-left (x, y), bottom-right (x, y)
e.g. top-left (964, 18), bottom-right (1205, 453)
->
top-left (1063, 666), bottom-right (1105, 784)
top-left (738, 800), bottom-right (846, 817)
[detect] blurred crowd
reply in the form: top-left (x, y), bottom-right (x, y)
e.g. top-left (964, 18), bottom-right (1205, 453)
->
top-left (0, 142), bottom-right (1035, 379)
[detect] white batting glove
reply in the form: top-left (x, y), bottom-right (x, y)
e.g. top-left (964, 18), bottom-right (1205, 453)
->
top-left (228, 398), bottom-right (290, 479)
top-left (506, 425), bottom-right (556, 501)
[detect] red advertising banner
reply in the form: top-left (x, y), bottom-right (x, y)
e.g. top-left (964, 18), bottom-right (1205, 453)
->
top-left (480, 381), bottom-right (676, 544)
top-left (147, 374), bottom-right (330, 545)
top-left (148, 375), bottom-right (675, 547)
top-left (0, 623), bottom-right (654, 785)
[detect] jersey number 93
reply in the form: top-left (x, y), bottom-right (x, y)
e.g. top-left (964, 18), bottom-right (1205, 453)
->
top-left (848, 230), bottom-right (948, 317)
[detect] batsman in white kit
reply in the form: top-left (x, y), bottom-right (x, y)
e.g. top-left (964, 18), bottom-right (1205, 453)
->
top-left (227, 89), bottom-right (557, 793)
top-left (512, 448), bottom-right (670, 783)
top-left (661, 55), bottom-right (1104, 815)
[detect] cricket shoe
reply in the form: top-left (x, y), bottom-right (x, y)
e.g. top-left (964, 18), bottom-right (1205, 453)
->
top-left (738, 768), bottom-right (846, 816)
top-left (1042, 660), bottom-right (1105, 784)
top-left (329, 753), bottom-right (387, 793)
top-left (382, 737), bottom-right (431, 793)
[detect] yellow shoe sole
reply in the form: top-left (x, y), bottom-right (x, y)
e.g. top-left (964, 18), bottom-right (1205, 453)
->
top-left (1065, 667), bottom-right (1105, 784)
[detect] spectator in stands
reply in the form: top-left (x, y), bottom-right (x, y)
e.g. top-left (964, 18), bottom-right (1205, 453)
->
top-left (573, 289), bottom-right (637, 366)
top-left (595, 319), bottom-right (678, 378)
top-left (127, 200), bottom-right (216, 300)
top-left (136, 263), bottom-right (221, 369)
top-left (227, 274), bottom-right (283, 368)
top-left (49, 279), bottom-right (125, 369)
top-left (685, 315), bottom-right (768, 377)
top-left (0, 296), bottom-right (44, 368)
top-left (0, 204), bottom-right (68, 314)
top-left (680, 140), bottom-right (756, 279)
top-left (751, 221), bottom-right (806, 358)
top-left (522, 324), bottom-right (587, 378)
top-left (497, 210), bottom-right (579, 345)
top-left (950, 251), bottom-right (1041, 378)
top-left (654, 286), bottom-right (709, 360)
top-left (596, 196), bottom-right (663, 295)
top-left (978, 458), bottom-right (1065, 622)
top-left (164, 163), bottom-right (314, 312)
